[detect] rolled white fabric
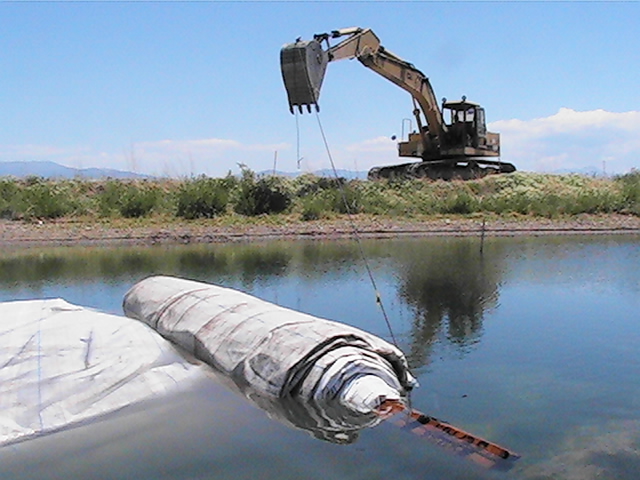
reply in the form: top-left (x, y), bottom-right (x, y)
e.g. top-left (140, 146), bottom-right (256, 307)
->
top-left (123, 276), bottom-right (417, 418)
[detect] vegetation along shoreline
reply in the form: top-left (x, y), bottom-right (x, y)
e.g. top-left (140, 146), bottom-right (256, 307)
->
top-left (0, 169), bottom-right (638, 248)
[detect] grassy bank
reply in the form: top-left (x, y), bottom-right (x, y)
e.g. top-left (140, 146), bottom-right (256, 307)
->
top-left (1, 168), bottom-right (638, 222)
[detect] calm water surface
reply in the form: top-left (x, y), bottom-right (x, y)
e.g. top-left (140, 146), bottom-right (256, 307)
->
top-left (0, 235), bottom-right (638, 479)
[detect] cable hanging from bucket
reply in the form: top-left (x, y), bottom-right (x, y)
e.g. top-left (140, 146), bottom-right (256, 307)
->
top-left (285, 41), bottom-right (399, 348)
top-left (313, 111), bottom-right (399, 348)
top-left (295, 111), bottom-right (303, 169)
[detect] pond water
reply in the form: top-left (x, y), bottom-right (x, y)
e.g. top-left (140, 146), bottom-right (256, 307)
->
top-left (0, 234), bottom-right (639, 479)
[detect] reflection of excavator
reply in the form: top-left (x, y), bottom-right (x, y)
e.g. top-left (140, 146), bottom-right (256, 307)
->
top-left (280, 27), bottom-right (516, 180)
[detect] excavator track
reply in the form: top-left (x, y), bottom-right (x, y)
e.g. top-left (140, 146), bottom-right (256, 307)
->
top-left (368, 159), bottom-right (516, 181)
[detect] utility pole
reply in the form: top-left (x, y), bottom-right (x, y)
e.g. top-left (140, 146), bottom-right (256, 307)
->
top-left (273, 151), bottom-right (278, 175)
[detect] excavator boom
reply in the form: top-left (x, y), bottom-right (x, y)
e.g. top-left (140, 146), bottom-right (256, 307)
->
top-left (281, 28), bottom-right (443, 135)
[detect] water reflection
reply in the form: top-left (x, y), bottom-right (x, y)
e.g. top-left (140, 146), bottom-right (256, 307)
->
top-left (2, 236), bottom-right (640, 480)
top-left (0, 239), bottom-right (503, 364)
top-left (211, 372), bottom-right (383, 445)
top-left (174, 247), bottom-right (292, 286)
top-left (393, 239), bottom-right (502, 368)
top-left (0, 244), bottom-right (295, 289)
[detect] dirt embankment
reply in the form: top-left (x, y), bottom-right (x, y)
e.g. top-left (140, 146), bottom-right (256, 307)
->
top-left (1, 214), bottom-right (639, 248)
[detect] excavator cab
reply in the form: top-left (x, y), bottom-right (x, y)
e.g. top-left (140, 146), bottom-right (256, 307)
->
top-left (442, 99), bottom-right (486, 149)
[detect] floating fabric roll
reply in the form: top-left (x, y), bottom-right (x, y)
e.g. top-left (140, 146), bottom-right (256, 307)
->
top-left (123, 276), bottom-right (417, 425)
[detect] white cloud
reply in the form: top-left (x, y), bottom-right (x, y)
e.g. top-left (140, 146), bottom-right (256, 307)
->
top-left (274, 135), bottom-right (399, 175)
top-left (490, 108), bottom-right (640, 173)
top-left (334, 108), bottom-right (640, 175)
top-left (2, 109), bottom-right (638, 177)
top-left (345, 136), bottom-right (397, 154)
top-left (317, 136), bottom-right (397, 173)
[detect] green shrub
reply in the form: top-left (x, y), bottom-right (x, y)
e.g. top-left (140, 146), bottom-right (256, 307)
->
top-left (357, 180), bottom-right (410, 215)
top-left (303, 185), bottom-right (357, 215)
top-left (0, 179), bottom-right (20, 219)
top-left (176, 175), bottom-right (231, 219)
top-left (439, 189), bottom-right (479, 215)
top-left (96, 180), bottom-right (159, 218)
top-left (18, 179), bottom-right (73, 219)
top-left (293, 174), bottom-right (346, 197)
top-left (24, 175), bottom-right (42, 187)
top-left (616, 170), bottom-right (640, 215)
top-left (292, 174), bottom-right (363, 215)
top-left (233, 167), bottom-right (292, 216)
top-left (300, 195), bottom-right (326, 221)
top-left (119, 185), bottom-right (159, 218)
top-left (0, 178), bottom-right (19, 201)
top-left (97, 180), bottom-right (127, 217)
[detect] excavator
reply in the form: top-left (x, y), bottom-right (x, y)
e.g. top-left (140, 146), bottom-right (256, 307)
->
top-left (280, 27), bottom-right (516, 180)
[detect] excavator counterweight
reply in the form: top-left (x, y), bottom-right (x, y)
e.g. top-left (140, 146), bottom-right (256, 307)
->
top-left (280, 28), bottom-right (516, 180)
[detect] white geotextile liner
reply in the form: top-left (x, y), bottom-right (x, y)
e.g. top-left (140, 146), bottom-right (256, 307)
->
top-left (123, 276), bottom-right (415, 415)
top-left (0, 299), bottom-right (203, 447)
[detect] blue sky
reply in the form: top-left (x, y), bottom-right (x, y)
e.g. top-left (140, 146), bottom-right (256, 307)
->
top-left (1, 1), bottom-right (638, 177)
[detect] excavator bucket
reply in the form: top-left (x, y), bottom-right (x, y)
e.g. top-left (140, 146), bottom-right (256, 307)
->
top-left (280, 39), bottom-right (328, 114)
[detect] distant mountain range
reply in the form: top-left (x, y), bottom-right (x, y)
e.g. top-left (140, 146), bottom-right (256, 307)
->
top-left (0, 161), bottom-right (151, 179)
top-left (0, 160), bottom-right (611, 181)
top-left (0, 161), bottom-right (368, 180)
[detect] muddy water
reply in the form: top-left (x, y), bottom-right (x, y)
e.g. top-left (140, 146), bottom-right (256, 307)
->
top-left (0, 235), bottom-right (638, 479)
